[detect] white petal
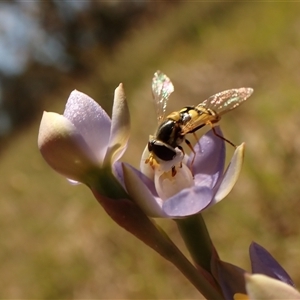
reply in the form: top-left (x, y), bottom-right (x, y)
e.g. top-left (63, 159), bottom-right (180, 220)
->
top-left (140, 145), bottom-right (155, 180)
top-left (64, 90), bottom-right (111, 164)
top-left (38, 112), bottom-right (99, 182)
top-left (246, 274), bottom-right (300, 300)
top-left (155, 163), bottom-right (194, 201)
top-left (122, 163), bottom-right (167, 218)
top-left (212, 143), bottom-right (245, 204)
top-left (104, 83), bottom-right (130, 165)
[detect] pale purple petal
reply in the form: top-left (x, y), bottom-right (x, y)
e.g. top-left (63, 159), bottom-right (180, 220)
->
top-left (64, 90), bottom-right (111, 163)
top-left (162, 186), bottom-right (212, 217)
top-left (38, 112), bottom-right (99, 182)
top-left (105, 84), bottom-right (130, 164)
top-left (112, 161), bottom-right (126, 190)
top-left (189, 126), bottom-right (225, 189)
top-left (113, 161), bottom-right (157, 196)
top-left (249, 242), bottom-right (294, 287)
top-left (123, 163), bottom-right (158, 196)
top-left (122, 163), bottom-right (167, 218)
top-left (211, 143), bottom-right (245, 205)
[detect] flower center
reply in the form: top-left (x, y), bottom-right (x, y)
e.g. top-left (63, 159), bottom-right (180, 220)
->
top-left (154, 162), bottom-right (194, 201)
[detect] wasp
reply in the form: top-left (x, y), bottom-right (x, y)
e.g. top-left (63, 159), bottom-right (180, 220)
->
top-left (147, 70), bottom-right (253, 174)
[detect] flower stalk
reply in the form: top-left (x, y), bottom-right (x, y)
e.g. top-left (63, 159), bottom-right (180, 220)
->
top-left (175, 213), bottom-right (214, 273)
top-left (89, 174), bottom-right (223, 300)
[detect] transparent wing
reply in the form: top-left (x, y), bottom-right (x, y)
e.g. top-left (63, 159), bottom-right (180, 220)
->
top-left (152, 70), bottom-right (174, 124)
top-left (198, 87), bottom-right (253, 116)
top-left (181, 87), bottom-right (253, 135)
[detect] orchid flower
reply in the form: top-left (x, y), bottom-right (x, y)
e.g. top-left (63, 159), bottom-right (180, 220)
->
top-left (121, 125), bottom-right (245, 276)
top-left (235, 274), bottom-right (300, 300)
top-left (38, 84), bottom-right (130, 189)
top-left (215, 242), bottom-right (295, 300)
top-left (37, 86), bottom-right (223, 300)
top-left (122, 126), bottom-right (244, 219)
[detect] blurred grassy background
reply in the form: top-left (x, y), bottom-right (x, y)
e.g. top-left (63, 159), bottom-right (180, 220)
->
top-left (1, 2), bottom-right (300, 299)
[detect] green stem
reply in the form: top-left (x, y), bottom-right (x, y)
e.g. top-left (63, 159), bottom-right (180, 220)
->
top-left (176, 213), bottom-right (214, 273)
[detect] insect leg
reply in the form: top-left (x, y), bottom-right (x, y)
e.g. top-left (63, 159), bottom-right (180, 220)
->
top-left (185, 138), bottom-right (196, 175)
top-left (210, 123), bottom-right (237, 148)
top-left (193, 132), bottom-right (201, 148)
top-left (172, 166), bottom-right (177, 177)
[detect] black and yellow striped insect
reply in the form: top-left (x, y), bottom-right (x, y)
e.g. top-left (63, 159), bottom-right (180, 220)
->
top-left (147, 70), bottom-right (253, 169)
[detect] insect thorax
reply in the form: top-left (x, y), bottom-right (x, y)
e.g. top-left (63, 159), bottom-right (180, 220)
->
top-left (155, 108), bottom-right (197, 146)
top-left (168, 107), bottom-right (196, 126)
top-left (155, 118), bottom-right (183, 147)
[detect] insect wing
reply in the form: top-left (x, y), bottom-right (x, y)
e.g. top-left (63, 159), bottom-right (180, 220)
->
top-left (180, 87), bottom-right (253, 135)
top-left (152, 70), bottom-right (174, 124)
top-left (199, 87), bottom-right (253, 116)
